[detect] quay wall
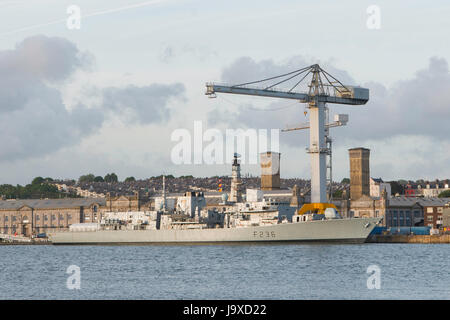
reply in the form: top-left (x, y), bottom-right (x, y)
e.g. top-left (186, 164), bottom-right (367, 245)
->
top-left (368, 234), bottom-right (450, 243)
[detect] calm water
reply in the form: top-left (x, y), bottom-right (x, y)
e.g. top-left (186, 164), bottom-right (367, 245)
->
top-left (0, 243), bottom-right (448, 300)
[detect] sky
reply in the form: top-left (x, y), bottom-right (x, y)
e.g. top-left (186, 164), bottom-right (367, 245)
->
top-left (0, 0), bottom-right (449, 185)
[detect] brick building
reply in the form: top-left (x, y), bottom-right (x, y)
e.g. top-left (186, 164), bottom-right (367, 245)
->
top-left (421, 198), bottom-right (450, 228)
top-left (0, 193), bottom-right (148, 237)
top-left (0, 198), bottom-right (105, 237)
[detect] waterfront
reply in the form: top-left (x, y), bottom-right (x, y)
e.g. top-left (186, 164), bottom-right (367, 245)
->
top-left (0, 244), bottom-right (448, 300)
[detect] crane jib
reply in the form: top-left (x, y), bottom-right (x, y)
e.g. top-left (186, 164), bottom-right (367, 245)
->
top-left (206, 84), bottom-right (368, 106)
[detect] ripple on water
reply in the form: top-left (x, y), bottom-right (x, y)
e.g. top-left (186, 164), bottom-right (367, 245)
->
top-left (0, 244), bottom-right (449, 300)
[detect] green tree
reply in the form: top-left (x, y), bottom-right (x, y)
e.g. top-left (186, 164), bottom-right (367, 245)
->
top-left (94, 176), bottom-right (104, 182)
top-left (32, 177), bottom-right (45, 185)
top-left (124, 176), bottom-right (136, 182)
top-left (389, 181), bottom-right (403, 195)
top-left (438, 190), bottom-right (450, 198)
top-left (79, 174), bottom-right (95, 183)
top-left (341, 178), bottom-right (350, 184)
top-left (333, 189), bottom-right (343, 198)
top-left (104, 173), bottom-right (118, 183)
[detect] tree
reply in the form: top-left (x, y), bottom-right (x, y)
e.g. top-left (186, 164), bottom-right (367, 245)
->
top-left (104, 173), bottom-right (118, 183)
top-left (32, 177), bottom-right (45, 185)
top-left (389, 181), bottom-right (403, 195)
top-left (78, 174), bottom-right (95, 183)
top-left (341, 178), bottom-right (350, 184)
top-left (333, 189), bottom-right (343, 198)
top-left (124, 176), bottom-right (136, 183)
top-left (94, 176), bottom-right (104, 182)
top-left (438, 190), bottom-right (450, 198)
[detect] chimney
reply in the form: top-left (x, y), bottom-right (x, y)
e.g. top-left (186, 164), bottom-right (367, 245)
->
top-left (349, 148), bottom-right (370, 200)
top-left (260, 151), bottom-right (281, 191)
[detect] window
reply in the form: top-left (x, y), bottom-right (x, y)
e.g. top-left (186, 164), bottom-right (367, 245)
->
top-left (36, 215), bottom-right (40, 221)
top-left (52, 215), bottom-right (56, 221)
top-left (5, 216), bottom-right (8, 222)
top-left (44, 215), bottom-right (48, 221)
top-left (427, 216), bottom-right (434, 222)
top-left (437, 207), bottom-right (443, 213)
top-left (12, 216), bottom-right (16, 222)
top-left (427, 207), bottom-right (433, 213)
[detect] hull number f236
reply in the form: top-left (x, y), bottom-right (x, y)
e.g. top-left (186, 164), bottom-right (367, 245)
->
top-left (253, 231), bottom-right (276, 239)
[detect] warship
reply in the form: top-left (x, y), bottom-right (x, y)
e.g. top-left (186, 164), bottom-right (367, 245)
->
top-left (48, 215), bottom-right (380, 245)
top-left (48, 155), bottom-right (381, 245)
top-left (49, 64), bottom-right (380, 244)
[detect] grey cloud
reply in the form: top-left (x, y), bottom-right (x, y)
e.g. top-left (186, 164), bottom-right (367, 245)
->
top-left (208, 55), bottom-right (450, 146)
top-left (333, 56), bottom-right (450, 142)
top-left (221, 56), bottom-right (355, 88)
top-left (0, 35), bottom-right (186, 162)
top-left (0, 35), bottom-right (93, 82)
top-left (101, 83), bottom-right (185, 125)
top-left (208, 56), bottom-right (354, 148)
top-left (0, 35), bottom-right (102, 161)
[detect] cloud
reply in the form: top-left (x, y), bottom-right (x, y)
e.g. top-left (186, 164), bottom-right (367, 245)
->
top-left (101, 83), bottom-right (185, 125)
top-left (335, 56), bottom-right (450, 142)
top-left (206, 55), bottom-right (450, 180)
top-left (0, 35), bottom-right (185, 162)
top-left (0, 35), bottom-right (101, 161)
top-left (220, 56), bottom-right (354, 88)
top-left (208, 56), bottom-right (450, 144)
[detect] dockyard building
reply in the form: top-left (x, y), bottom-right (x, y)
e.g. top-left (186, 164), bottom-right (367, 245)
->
top-left (0, 198), bottom-right (105, 237)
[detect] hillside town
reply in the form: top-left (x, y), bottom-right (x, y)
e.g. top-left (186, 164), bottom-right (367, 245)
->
top-left (0, 149), bottom-right (449, 242)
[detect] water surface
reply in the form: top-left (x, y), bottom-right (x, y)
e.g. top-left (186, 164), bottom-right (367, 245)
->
top-left (0, 244), bottom-right (448, 299)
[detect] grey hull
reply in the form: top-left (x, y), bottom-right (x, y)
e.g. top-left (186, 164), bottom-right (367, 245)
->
top-left (48, 218), bottom-right (380, 245)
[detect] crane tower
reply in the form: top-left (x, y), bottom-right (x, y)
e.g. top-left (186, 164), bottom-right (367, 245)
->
top-left (205, 64), bottom-right (369, 213)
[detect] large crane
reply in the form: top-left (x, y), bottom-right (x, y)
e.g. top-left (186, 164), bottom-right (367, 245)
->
top-left (205, 64), bottom-right (369, 214)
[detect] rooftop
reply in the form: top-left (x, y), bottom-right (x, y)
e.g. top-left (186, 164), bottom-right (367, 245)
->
top-left (0, 198), bottom-right (105, 210)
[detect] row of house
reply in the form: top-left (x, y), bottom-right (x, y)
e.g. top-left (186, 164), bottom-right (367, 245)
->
top-left (0, 194), bottom-right (145, 237)
top-left (404, 181), bottom-right (450, 197)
